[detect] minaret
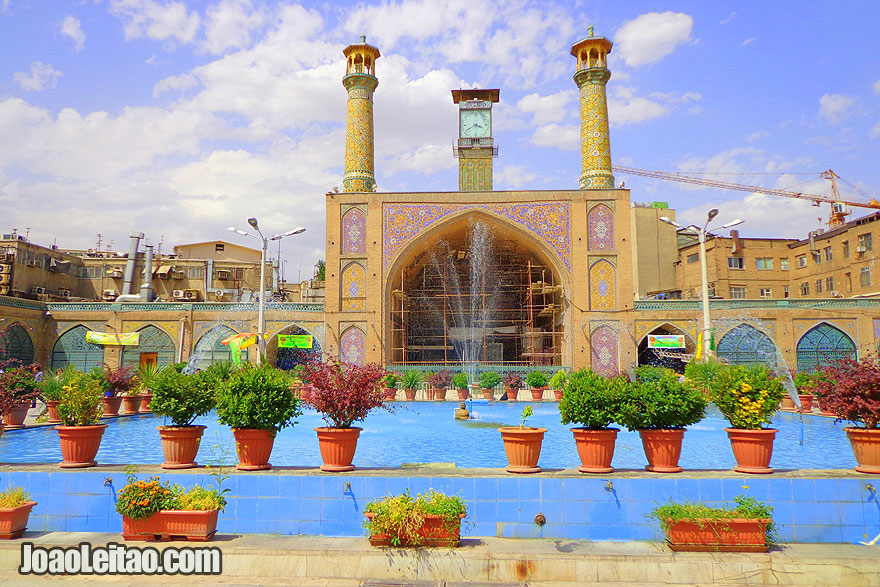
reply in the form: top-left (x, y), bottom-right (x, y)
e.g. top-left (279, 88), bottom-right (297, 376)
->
top-left (342, 36), bottom-right (380, 193)
top-left (571, 27), bottom-right (614, 189)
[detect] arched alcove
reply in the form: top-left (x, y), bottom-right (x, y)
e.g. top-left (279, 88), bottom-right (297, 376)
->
top-left (717, 324), bottom-right (778, 366)
top-left (121, 325), bottom-right (175, 369)
top-left (637, 323), bottom-right (696, 373)
top-left (0, 323), bottom-right (34, 364)
top-left (796, 322), bottom-right (856, 372)
top-left (266, 324), bottom-right (322, 370)
top-left (51, 325), bottom-right (104, 371)
top-left (191, 325), bottom-right (246, 370)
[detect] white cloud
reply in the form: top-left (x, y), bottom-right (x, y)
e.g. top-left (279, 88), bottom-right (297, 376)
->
top-left (613, 12), bottom-right (693, 67)
top-left (383, 144), bottom-right (455, 175)
top-left (12, 62), bottom-right (63, 91)
top-left (201, 0), bottom-right (267, 55)
top-left (608, 86), bottom-right (667, 125)
top-left (515, 90), bottom-right (575, 126)
top-left (60, 15), bottom-right (86, 52)
top-left (740, 37), bottom-right (755, 47)
top-left (531, 123), bottom-right (578, 151)
top-left (679, 193), bottom-right (823, 239)
top-left (153, 73), bottom-right (197, 96)
top-left (819, 93), bottom-right (857, 124)
top-left (872, 79), bottom-right (880, 94)
top-left (869, 122), bottom-right (880, 139)
top-left (747, 131), bottom-right (770, 142)
top-left (495, 164), bottom-right (538, 189)
top-left (720, 12), bottom-right (737, 25)
top-left (650, 91), bottom-right (701, 104)
top-left (109, 0), bottom-right (200, 45)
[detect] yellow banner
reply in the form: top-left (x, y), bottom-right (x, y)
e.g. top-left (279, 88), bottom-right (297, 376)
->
top-left (85, 331), bottom-right (140, 346)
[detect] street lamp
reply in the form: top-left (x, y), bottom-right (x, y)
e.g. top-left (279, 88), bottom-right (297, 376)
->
top-left (660, 209), bottom-right (743, 359)
top-left (227, 220), bottom-right (306, 363)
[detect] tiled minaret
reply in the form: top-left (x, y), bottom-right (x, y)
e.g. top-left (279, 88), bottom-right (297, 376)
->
top-left (571, 27), bottom-right (615, 189)
top-left (342, 36), bottom-right (380, 192)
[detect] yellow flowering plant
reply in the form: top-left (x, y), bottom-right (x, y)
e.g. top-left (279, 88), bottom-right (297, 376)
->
top-left (708, 364), bottom-right (786, 430)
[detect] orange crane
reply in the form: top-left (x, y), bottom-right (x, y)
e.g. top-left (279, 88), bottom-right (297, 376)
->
top-left (611, 166), bottom-right (880, 228)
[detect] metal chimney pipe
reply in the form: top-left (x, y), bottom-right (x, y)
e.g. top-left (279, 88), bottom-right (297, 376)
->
top-left (122, 232), bottom-right (144, 295)
top-left (140, 245), bottom-right (154, 301)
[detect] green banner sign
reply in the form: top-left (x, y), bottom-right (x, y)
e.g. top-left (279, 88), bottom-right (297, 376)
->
top-left (278, 334), bottom-right (313, 349)
top-left (647, 334), bottom-right (685, 349)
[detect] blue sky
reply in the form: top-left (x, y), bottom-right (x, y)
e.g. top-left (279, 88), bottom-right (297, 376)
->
top-left (1, 1), bottom-right (879, 278)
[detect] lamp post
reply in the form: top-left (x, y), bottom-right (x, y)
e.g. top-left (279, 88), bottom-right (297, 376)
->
top-left (660, 209), bottom-right (742, 359)
top-left (228, 219), bottom-right (306, 363)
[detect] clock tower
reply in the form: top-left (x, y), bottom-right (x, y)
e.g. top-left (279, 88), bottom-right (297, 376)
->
top-left (452, 89), bottom-right (500, 191)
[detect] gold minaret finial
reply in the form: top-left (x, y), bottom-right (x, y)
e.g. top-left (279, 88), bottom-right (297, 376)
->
top-left (571, 30), bottom-right (614, 190)
top-left (342, 36), bottom-right (380, 192)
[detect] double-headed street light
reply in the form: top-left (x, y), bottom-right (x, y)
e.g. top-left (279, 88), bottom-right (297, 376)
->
top-left (660, 209), bottom-right (743, 359)
top-left (228, 219), bottom-right (306, 363)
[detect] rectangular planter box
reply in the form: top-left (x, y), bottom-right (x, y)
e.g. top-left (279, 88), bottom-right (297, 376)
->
top-left (665, 517), bottom-right (771, 552)
top-left (365, 513), bottom-right (465, 547)
top-left (0, 501), bottom-right (37, 539)
top-left (122, 509), bottom-right (219, 542)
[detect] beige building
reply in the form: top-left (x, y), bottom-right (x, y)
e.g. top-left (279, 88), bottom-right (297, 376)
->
top-left (630, 203), bottom-right (679, 298)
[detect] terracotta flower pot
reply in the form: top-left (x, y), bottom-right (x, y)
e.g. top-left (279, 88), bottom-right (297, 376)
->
top-left (158, 425), bottom-right (206, 469)
top-left (56, 424), bottom-right (108, 468)
top-left (139, 394), bottom-right (152, 412)
top-left (499, 427), bottom-right (547, 474)
top-left (530, 387), bottom-right (546, 401)
top-left (404, 389), bottom-right (417, 401)
top-left (503, 387), bottom-right (518, 401)
top-left (664, 517), bottom-right (771, 552)
top-left (0, 501), bottom-right (37, 539)
top-left (121, 395), bottom-right (143, 415)
top-left (122, 509), bottom-right (219, 542)
top-left (3, 402), bottom-right (30, 428)
top-left (315, 427), bottom-right (361, 472)
top-left (433, 388), bottom-right (447, 401)
top-left (365, 512), bottom-right (466, 547)
top-left (101, 396), bottom-right (123, 417)
top-left (572, 428), bottom-right (618, 473)
top-left (845, 427), bottom-right (880, 474)
top-left (797, 394), bottom-right (814, 413)
top-left (456, 389), bottom-right (470, 400)
top-left (725, 428), bottom-right (777, 474)
top-left (383, 388), bottom-right (397, 401)
top-left (482, 388), bottom-right (494, 401)
top-left (45, 400), bottom-right (62, 424)
top-left (233, 428), bottom-right (276, 471)
top-left (638, 429), bottom-right (685, 473)
top-left (780, 395), bottom-right (795, 411)
top-left (553, 389), bottom-right (563, 401)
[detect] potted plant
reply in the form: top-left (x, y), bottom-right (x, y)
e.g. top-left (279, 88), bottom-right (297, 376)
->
top-left (215, 363), bottom-right (302, 471)
top-left (703, 363), bottom-right (786, 474)
top-left (479, 371), bottom-right (501, 400)
top-left (364, 489), bottom-right (467, 547)
top-left (792, 371), bottom-right (815, 413)
top-left (452, 372), bottom-right (470, 400)
top-left (55, 370), bottom-right (107, 468)
top-left (526, 371), bottom-right (548, 401)
top-left (500, 372), bottom-right (521, 401)
top-left (401, 370), bottom-right (422, 401)
top-left (149, 368), bottom-right (215, 469)
top-left (302, 358), bottom-right (389, 472)
top-left (0, 359), bottom-right (40, 428)
top-left (549, 370), bottom-right (567, 401)
top-left (651, 495), bottom-right (776, 552)
top-left (558, 369), bottom-right (625, 473)
top-left (116, 471), bottom-right (227, 541)
top-left (618, 366), bottom-right (707, 473)
top-left (38, 366), bottom-right (74, 424)
top-left (499, 406), bottom-right (546, 474)
top-left (121, 378), bottom-right (143, 415)
top-left (812, 357), bottom-right (880, 474)
top-left (0, 486), bottom-right (37, 539)
top-left (428, 370), bottom-right (452, 401)
top-left (383, 373), bottom-right (399, 401)
top-left (97, 365), bottom-right (130, 417)
top-left (137, 363), bottom-right (160, 412)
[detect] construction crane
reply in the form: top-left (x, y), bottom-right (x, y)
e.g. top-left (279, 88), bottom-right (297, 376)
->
top-left (611, 165), bottom-right (880, 228)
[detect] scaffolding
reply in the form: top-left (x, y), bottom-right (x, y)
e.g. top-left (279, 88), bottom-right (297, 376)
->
top-left (389, 237), bottom-right (563, 367)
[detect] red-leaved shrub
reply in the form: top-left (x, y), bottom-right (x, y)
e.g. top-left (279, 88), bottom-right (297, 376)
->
top-left (302, 358), bottom-right (389, 428)
top-left (102, 364), bottom-right (137, 396)
top-left (812, 357), bottom-right (880, 428)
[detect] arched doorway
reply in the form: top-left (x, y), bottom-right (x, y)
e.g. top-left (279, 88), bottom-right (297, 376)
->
top-left (637, 324), bottom-right (695, 373)
top-left (122, 325), bottom-right (175, 369)
top-left (191, 325), bottom-right (246, 370)
top-left (266, 325), bottom-right (321, 370)
top-left (0, 323), bottom-right (34, 364)
top-left (51, 325), bottom-right (104, 371)
top-left (717, 324), bottom-right (778, 366)
top-left (387, 214), bottom-right (565, 367)
top-left (796, 322), bottom-right (857, 372)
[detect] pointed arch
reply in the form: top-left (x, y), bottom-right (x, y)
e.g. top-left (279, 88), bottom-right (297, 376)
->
top-left (341, 207), bottom-right (367, 254)
top-left (341, 262), bottom-right (366, 311)
top-left (192, 325), bottom-right (245, 370)
top-left (340, 326), bottom-right (365, 365)
top-left (796, 322), bottom-right (857, 372)
top-left (0, 323), bottom-right (34, 364)
top-left (589, 259), bottom-right (616, 310)
top-left (588, 203), bottom-right (614, 250)
top-left (121, 325), bottom-right (175, 369)
top-left (591, 325), bottom-right (618, 376)
top-left (51, 325), bottom-right (104, 371)
top-left (717, 324), bottom-right (778, 366)
top-left (266, 324), bottom-right (322, 370)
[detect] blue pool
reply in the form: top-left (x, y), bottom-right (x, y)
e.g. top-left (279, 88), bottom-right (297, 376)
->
top-left (0, 402), bottom-right (859, 470)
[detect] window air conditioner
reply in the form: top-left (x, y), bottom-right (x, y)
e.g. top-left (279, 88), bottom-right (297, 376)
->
top-left (172, 289), bottom-right (186, 299)
top-left (216, 270), bottom-right (230, 280)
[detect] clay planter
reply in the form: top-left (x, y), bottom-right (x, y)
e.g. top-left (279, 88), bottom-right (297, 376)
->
top-left (121, 395), bottom-right (143, 415)
top-left (663, 517), bottom-right (771, 552)
top-left (315, 427), bottom-right (361, 472)
top-left (231, 428), bottom-right (276, 471)
top-left (158, 425), bottom-right (206, 469)
top-left (482, 388), bottom-right (494, 401)
top-left (3, 402), bottom-right (30, 428)
top-left (383, 388), bottom-right (397, 401)
top-left (122, 509), bottom-right (220, 542)
top-left (506, 388), bottom-right (519, 401)
top-left (56, 424), bottom-right (108, 468)
top-left (845, 427), bottom-right (880, 474)
top-left (726, 428), bottom-right (777, 474)
top-left (404, 389), bottom-right (417, 401)
top-left (780, 395), bottom-right (795, 411)
top-left (456, 389), bottom-right (470, 400)
top-left (797, 394), bottom-right (814, 413)
top-left (530, 387), bottom-right (546, 401)
top-left (0, 501), bottom-right (37, 539)
top-left (365, 512), bottom-right (466, 547)
top-left (433, 388), bottom-right (447, 401)
top-left (101, 396), bottom-right (123, 417)
top-left (499, 427), bottom-right (547, 474)
top-left (638, 429), bottom-right (685, 473)
top-left (45, 400), bottom-right (62, 424)
top-left (553, 389), bottom-right (563, 401)
top-left (572, 428), bottom-right (618, 473)
top-left (139, 394), bottom-right (152, 412)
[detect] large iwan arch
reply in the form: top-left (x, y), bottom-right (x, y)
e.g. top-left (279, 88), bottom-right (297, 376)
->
top-left (51, 325), bottom-right (103, 371)
top-left (796, 322), bottom-right (856, 372)
top-left (0, 323), bottom-right (34, 364)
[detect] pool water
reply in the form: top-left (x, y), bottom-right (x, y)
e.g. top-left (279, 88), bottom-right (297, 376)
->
top-left (0, 402), bottom-right (858, 470)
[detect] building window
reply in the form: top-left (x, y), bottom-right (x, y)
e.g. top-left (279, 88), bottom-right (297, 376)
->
top-left (826, 277), bottom-right (834, 292)
top-left (860, 266), bottom-right (872, 287)
top-left (184, 266), bottom-right (205, 279)
top-left (756, 258), bottom-right (773, 270)
top-left (727, 257), bottom-right (745, 270)
top-left (783, 285), bottom-right (790, 298)
top-left (824, 247), bottom-right (832, 262)
top-left (812, 251), bottom-right (821, 264)
top-left (686, 253), bottom-right (699, 264)
top-left (797, 255), bottom-right (807, 268)
top-left (845, 272), bottom-right (852, 292)
top-left (815, 279), bottom-right (823, 293)
top-left (780, 258), bottom-right (790, 270)
top-left (843, 241), bottom-right (850, 259)
top-left (730, 286), bottom-right (747, 299)
top-left (759, 288), bottom-right (772, 299)
top-left (83, 266), bottom-right (102, 278)
top-left (800, 282), bottom-right (810, 296)
top-left (215, 243), bottom-right (225, 252)
top-left (234, 268), bottom-right (244, 280)
top-left (858, 233), bottom-right (873, 252)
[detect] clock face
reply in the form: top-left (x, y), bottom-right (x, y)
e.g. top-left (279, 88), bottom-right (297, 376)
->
top-left (460, 109), bottom-right (491, 138)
